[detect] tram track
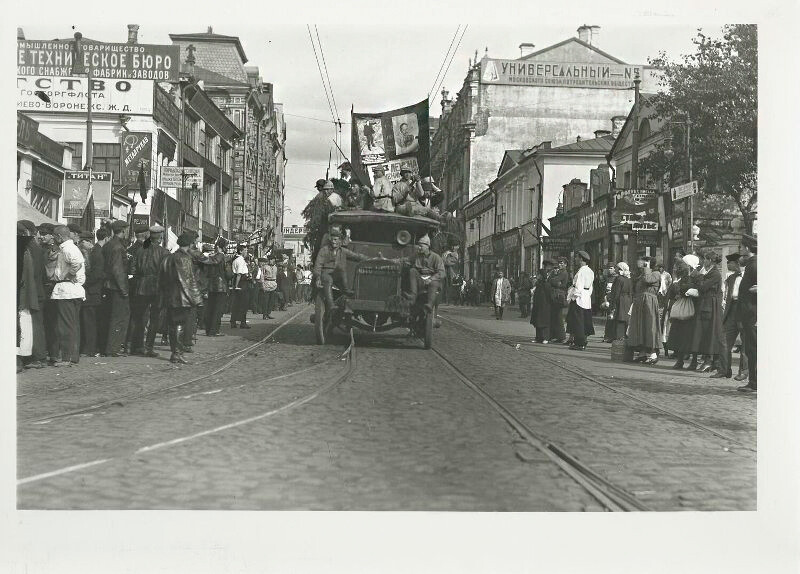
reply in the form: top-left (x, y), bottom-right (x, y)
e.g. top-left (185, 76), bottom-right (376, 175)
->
top-left (439, 313), bottom-right (756, 454)
top-left (20, 305), bottom-right (317, 425)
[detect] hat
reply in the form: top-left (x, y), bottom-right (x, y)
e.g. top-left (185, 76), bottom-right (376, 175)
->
top-left (557, 256), bottom-right (568, 264)
top-left (329, 226), bottom-right (343, 238)
top-left (616, 261), bottom-right (630, 273)
top-left (110, 220), bottom-right (128, 232)
top-left (201, 243), bottom-right (215, 253)
top-left (177, 232), bottom-right (193, 247)
top-left (682, 254), bottom-right (700, 269)
top-left (338, 161), bottom-right (352, 171)
top-left (215, 237), bottom-right (229, 248)
top-left (417, 234), bottom-right (431, 246)
top-left (400, 167), bottom-right (412, 175)
top-left (726, 253), bottom-right (741, 262)
top-left (542, 259), bottom-right (554, 267)
top-left (322, 180), bottom-right (334, 191)
top-left (133, 224), bottom-right (149, 233)
top-left (316, 179), bottom-right (327, 188)
top-left (17, 221), bottom-right (29, 236)
top-left (149, 224), bottom-right (165, 233)
top-left (37, 222), bottom-right (55, 234)
top-left (19, 219), bottom-right (37, 234)
top-left (67, 223), bottom-right (82, 233)
top-left (577, 250), bottom-right (591, 262)
top-left (79, 231), bottom-right (94, 241)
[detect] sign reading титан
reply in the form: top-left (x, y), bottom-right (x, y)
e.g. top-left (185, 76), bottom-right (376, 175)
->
top-left (17, 40), bottom-right (180, 82)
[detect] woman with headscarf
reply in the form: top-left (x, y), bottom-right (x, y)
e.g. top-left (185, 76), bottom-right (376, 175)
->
top-left (607, 262), bottom-right (633, 341)
top-left (688, 249), bottom-right (725, 373)
top-left (666, 257), bottom-right (698, 369)
top-left (626, 255), bottom-right (662, 364)
top-left (530, 261), bottom-right (554, 343)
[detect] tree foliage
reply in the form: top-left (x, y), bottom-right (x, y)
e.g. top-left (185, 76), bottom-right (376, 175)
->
top-left (640, 25), bottom-right (757, 230)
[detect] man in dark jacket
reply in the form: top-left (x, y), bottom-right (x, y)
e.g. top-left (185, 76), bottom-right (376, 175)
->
top-left (124, 224), bottom-right (149, 352)
top-left (736, 235), bottom-right (757, 392)
top-left (80, 228), bottom-right (108, 357)
top-left (517, 273), bottom-right (533, 318)
top-left (712, 253), bottom-right (749, 380)
top-left (129, 225), bottom-right (169, 357)
top-left (200, 238), bottom-right (233, 336)
top-left (102, 220), bottom-right (130, 356)
top-left (161, 232), bottom-right (203, 364)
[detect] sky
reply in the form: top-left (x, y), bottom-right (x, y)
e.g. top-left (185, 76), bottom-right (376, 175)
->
top-left (19, 23), bottom-right (711, 227)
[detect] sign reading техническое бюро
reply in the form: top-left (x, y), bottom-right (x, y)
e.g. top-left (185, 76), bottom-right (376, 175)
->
top-left (351, 98), bottom-right (430, 185)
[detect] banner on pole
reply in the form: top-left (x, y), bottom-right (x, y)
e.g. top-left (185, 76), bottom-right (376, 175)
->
top-left (63, 171), bottom-right (112, 218)
top-left (121, 132), bottom-right (152, 188)
top-left (351, 98), bottom-right (430, 185)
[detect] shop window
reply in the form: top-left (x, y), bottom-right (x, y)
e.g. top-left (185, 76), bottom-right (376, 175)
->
top-left (66, 142), bottom-right (83, 171)
top-left (92, 143), bottom-right (120, 181)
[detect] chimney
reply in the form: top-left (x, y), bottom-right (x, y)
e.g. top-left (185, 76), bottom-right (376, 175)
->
top-left (540, 141), bottom-right (552, 150)
top-left (519, 43), bottom-right (535, 58)
top-left (590, 26), bottom-right (600, 45)
top-left (127, 24), bottom-right (139, 44)
top-left (594, 129), bottom-right (611, 139)
top-left (611, 115), bottom-right (626, 138)
top-left (17, 27), bottom-right (24, 40)
top-left (207, 26), bottom-right (213, 34)
top-left (577, 25), bottom-right (600, 45)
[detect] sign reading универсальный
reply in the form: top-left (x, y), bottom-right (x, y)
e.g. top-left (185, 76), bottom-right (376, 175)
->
top-left (481, 59), bottom-right (642, 89)
top-left (17, 40), bottom-right (180, 82)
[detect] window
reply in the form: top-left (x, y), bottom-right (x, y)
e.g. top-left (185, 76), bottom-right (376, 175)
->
top-left (184, 116), bottom-right (197, 150)
top-left (624, 170), bottom-right (631, 188)
top-left (66, 142), bottom-right (83, 171)
top-left (198, 126), bottom-right (206, 157)
top-left (92, 143), bottom-right (121, 181)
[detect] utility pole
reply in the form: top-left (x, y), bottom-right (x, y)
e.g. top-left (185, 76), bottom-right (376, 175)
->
top-left (628, 71), bottom-right (641, 270)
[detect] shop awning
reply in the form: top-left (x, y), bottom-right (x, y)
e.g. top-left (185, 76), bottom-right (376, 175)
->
top-left (17, 194), bottom-right (59, 226)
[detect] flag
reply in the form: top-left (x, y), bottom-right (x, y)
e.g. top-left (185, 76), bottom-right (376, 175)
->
top-left (138, 161), bottom-right (148, 204)
top-left (80, 179), bottom-right (96, 232)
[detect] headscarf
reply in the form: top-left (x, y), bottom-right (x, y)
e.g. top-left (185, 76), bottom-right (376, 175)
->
top-left (616, 262), bottom-right (630, 278)
top-left (682, 254), bottom-right (700, 270)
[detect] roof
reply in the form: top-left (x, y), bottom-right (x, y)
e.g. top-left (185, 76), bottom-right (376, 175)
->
top-left (191, 64), bottom-right (250, 87)
top-left (169, 31), bottom-right (248, 63)
top-left (546, 135), bottom-right (615, 153)
top-left (519, 36), bottom-right (627, 65)
top-left (329, 210), bottom-right (440, 231)
top-left (496, 149), bottom-right (526, 178)
top-left (608, 93), bottom-right (658, 158)
top-left (17, 194), bottom-right (59, 226)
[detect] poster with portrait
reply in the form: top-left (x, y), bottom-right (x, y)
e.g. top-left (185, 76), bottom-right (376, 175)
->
top-left (351, 98), bottom-right (429, 186)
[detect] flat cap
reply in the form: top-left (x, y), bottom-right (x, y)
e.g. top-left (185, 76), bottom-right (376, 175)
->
top-left (67, 223), bottom-right (82, 233)
top-left (149, 224), bottom-right (165, 233)
top-left (316, 178), bottom-right (327, 188)
top-left (726, 253), bottom-right (741, 262)
top-left (19, 220), bottom-right (37, 234)
top-left (185, 229), bottom-right (199, 239)
top-left (79, 230), bottom-right (95, 240)
top-left (577, 250), bottom-right (591, 262)
top-left (177, 232), bottom-right (194, 247)
top-left (417, 234), bottom-right (431, 246)
top-left (110, 220), bottom-right (128, 232)
top-left (338, 161), bottom-right (352, 170)
top-left (133, 224), bottom-right (150, 233)
top-left (328, 226), bottom-right (343, 237)
top-left (37, 222), bottom-right (55, 234)
top-left (400, 167), bottom-right (413, 174)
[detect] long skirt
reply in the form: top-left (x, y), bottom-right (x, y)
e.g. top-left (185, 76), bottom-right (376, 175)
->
top-left (628, 292), bottom-right (663, 350)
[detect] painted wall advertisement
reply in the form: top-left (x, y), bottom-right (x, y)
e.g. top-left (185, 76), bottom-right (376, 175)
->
top-left (63, 171), bottom-right (112, 218)
top-left (351, 98), bottom-right (430, 185)
top-left (120, 132), bottom-right (152, 188)
top-left (17, 40), bottom-right (180, 81)
top-left (17, 76), bottom-right (154, 114)
top-left (481, 58), bottom-right (642, 89)
top-left (610, 188), bottom-right (659, 231)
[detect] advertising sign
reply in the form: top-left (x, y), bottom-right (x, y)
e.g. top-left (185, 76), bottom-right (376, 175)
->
top-left (17, 112), bottom-right (38, 148)
top-left (121, 132), bottom-right (152, 188)
top-left (17, 40), bottom-right (180, 81)
top-left (131, 213), bottom-right (150, 228)
top-left (159, 166), bottom-right (204, 189)
top-left (611, 188), bottom-right (659, 229)
top-left (153, 84), bottom-right (181, 136)
top-left (670, 180), bottom-right (699, 201)
top-left (352, 98), bottom-right (430, 184)
top-left (578, 198), bottom-right (608, 241)
top-left (542, 236), bottom-right (574, 250)
top-left (63, 171), bottom-right (112, 218)
top-left (17, 76), bottom-right (154, 114)
top-left (481, 59), bottom-right (642, 89)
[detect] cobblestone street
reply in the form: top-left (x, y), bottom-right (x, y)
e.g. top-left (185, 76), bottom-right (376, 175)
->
top-left (16, 303), bottom-right (756, 511)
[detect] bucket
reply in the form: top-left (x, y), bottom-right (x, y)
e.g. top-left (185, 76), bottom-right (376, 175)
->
top-left (610, 338), bottom-right (627, 362)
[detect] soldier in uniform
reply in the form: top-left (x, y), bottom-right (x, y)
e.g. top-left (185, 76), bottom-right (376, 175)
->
top-left (393, 169), bottom-right (440, 219)
top-left (313, 226), bottom-right (368, 312)
top-left (102, 220), bottom-right (130, 356)
top-left (394, 234), bottom-right (445, 313)
top-left (129, 225), bottom-right (169, 357)
top-left (371, 166), bottom-right (394, 212)
top-left (160, 232), bottom-right (203, 364)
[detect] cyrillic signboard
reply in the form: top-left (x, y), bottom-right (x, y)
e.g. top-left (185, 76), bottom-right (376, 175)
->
top-left (17, 76), bottom-right (153, 114)
top-left (541, 236), bottom-right (574, 250)
top-left (481, 59), bottom-right (642, 89)
top-left (63, 171), bottom-right (112, 218)
top-left (670, 180), bottom-right (699, 201)
top-left (611, 188), bottom-right (659, 230)
top-left (153, 84), bottom-right (181, 136)
top-left (17, 40), bottom-right (180, 81)
top-left (159, 166), bottom-right (203, 189)
top-left (121, 132), bottom-right (152, 187)
top-left (579, 198), bottom-right (609, 242)
top-left (17, 112), bottom-right (38, 148)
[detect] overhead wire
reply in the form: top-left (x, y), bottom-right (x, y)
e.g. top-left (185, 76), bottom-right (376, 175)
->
top-left (306, 25), bottom-right (337, 126)
top-left (432, 25), bottom-right (469, 104)
top-left (314, 26), bottom-right (343, 166)
top-left (428, 25), bottom-right (462, 102)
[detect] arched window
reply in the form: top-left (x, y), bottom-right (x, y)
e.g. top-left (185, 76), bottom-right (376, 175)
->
top-left (639, 119), bottom-right (651, 141)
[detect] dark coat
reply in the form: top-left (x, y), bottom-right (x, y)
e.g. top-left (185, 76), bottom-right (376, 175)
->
top-left (691, 266), bottom-right (725, 354)
top-left (737, 255), bottom-right (757, 326)
top-left (547, 268), bottom-right (570, 308)
top-left (27, 240), bottom-right (46, 303)
top-left (530, 275), bottom-right (551, 328)
top-left (84, 243), bottom-right (106, 306)
top-left (130, 241), bottom-right (170, 296)
top-left (722, 272), bottom-right (742, 324)
top-left (608, 275), bottom-right (633, 323)
top-left (103, 236), bottom-right (129, 295)
top-left (160, 249), bottom-right (202, 308)
top-left (200, 253), bottom-right (231, 294)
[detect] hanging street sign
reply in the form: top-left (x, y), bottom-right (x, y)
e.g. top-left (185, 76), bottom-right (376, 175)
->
top-left (63, 171), bottom-right (112, 218)
top-left (159, 166), bottom-right (203, 189)
top-left (670, 180), bottom-right (699, 201)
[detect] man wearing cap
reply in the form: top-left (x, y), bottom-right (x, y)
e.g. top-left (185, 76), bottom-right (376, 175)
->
top-left (394, 170), bottom-right (440, 219)
top-left (230, 244), bottom-right (252, 328)
top-left (128, 225), bottom-right (169, 356)
top-left (49, 225), bottom-right (86, 366)
top-left (80, 228), bottom-right (109, 358)
top-left (566, 250), bottom-right (595, 351)
top-left (393, 234), bottom-right (445, 314)
top-left (712, 253), bottom-right (749, 380)
top-left (391, 168), bottom-right (415, 212)
top-left (103, 220), bottom-right (130, 356)
top-left (371, 166), bottom-right (394, 211)
top-left (160, 232), bottom-right (203, 364)
top-left (736, 235), bottom-right (757, 392)
top-left (339, 162), bottom-right (353, 183)
top-left (313, 226), bottom-right (368, 312)
top-left (199, 238), bottom-right (234, 335)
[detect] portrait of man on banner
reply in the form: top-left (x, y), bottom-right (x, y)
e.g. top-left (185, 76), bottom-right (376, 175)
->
top-left (392, 112), bottom-right (419, 156)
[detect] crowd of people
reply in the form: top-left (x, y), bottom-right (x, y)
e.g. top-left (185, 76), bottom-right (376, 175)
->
top-left (16, 219), bottom-right (310, 371)
top-left (524, 237), bottom-right (757, 392)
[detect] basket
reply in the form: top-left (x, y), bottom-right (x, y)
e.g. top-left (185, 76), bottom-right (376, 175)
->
top-left (610, 338), bottom-right (627, 362)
